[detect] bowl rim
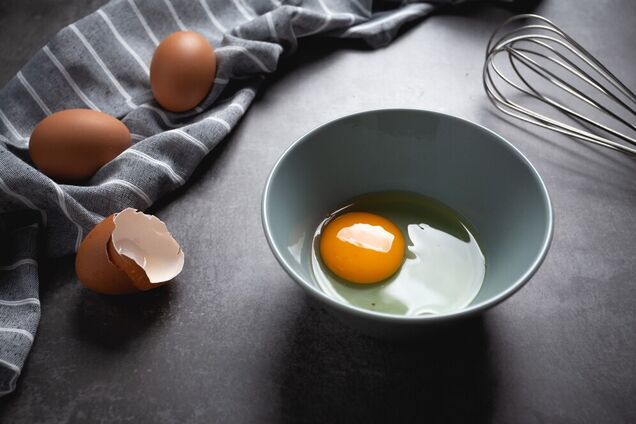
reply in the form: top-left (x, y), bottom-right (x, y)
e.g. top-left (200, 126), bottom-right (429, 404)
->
top-left (261, 108), bottom-right (554, 323)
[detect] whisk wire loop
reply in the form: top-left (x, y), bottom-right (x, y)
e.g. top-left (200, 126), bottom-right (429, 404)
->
top-left (483, 14), bottom-right (636, 155)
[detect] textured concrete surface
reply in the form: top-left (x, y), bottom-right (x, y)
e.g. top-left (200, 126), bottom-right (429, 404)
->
top-left (1, 0), bottom-right (636, 423)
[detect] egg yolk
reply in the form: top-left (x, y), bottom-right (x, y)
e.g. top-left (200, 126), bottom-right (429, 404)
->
top-left (319, 212), bottom-right (405, 284)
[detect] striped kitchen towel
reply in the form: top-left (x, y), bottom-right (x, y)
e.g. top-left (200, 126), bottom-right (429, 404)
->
top-left (0, 0), bottom-right (511, 396)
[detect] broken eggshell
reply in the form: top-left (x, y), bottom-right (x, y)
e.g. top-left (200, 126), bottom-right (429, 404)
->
top-left (75, 208), bottom-right (184, 294)
top-left (110, 208), bottom-right (185, 291)
top-left (75, 214), bottom-right (139, 295)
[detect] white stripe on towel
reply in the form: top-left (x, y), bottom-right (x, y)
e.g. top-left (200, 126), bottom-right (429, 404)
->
top-left (266, 13), bottom-right (278, 42)
top-left (0, 259), bottom-right (38, 272)
top-left (228, 102), bottom-right (245, 114)
top-left (11, 223), bottom-right (39, 233)
top-left (130, 133), bottom-right (146, 141)
top-left (198, 0), bottom-right (227, 32)
top-left (17, 72), bottom-right (52, 116)
top-left (101, 179), bottom-right (152, 206)
top-left (127, 0), bottom-right (160, 46)
top-left (139, 104), bottom-right (178, 128)
top-left (0, 298), bottom-right (40, 307)
top-left (52, 182), bottom-right (83, 252)
top-left (69, 24), bottom-right (137, 109)
top-left (316, 0), bottom-right (356, 25)
top-left (0, 108), bottom-right (24, 141)
top-left (349, 0), bottom-right (369, 16)
top-left (0, 359), bottom-right (20, 373)
top-left (42, 46), bottom-right (101, 111)
top-left (124, 150), bottom-right (185, 185)
top-left (342, 4), bottom-right (426, 35)
top-left (97, 9), bottom-right (150, 75)
top-left (0, 359), bottom-right (20, 395)
top-left (173, 129), bottom-right (209, 153)
top-left (297, 15), bottom-right (332, 37)
top-left (232, 0), bottom-right (255, 21)
top-left (163, 0), bottom-right (188, 31)
top-left (206, 116), bottom-right (232, 132)
top-left (0, 328), bottom-right (34, 343)
top-left (216, 46), bottom-right (274, 73)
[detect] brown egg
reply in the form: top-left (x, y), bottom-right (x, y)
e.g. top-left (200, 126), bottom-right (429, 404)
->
top-left (29, 109), bottom-right (131, 181)
top-left (150, 31), bottom-right (217, 112)
top-left (76, 209), bottom-right (185, 295)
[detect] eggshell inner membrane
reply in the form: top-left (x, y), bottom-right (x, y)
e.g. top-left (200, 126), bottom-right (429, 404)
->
top-left (111, 208), bottom-right (184, 284)
top-left (107, 236), bottom-right (152, 290)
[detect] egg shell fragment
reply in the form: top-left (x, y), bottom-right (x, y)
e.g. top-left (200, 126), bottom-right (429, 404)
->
top-left (150, 31), bottom-right (217, 112)
top-left (107, 239), bottom-right (153, 291)
top-left (75, 215), bottom-right (139, 295)
top-left (110, 208), bottom-right (185, 290)
top-left (29, 109), bottom-right (131, 181)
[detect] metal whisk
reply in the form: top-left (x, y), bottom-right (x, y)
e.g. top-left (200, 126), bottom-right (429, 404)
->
top-left (483, 14), bottom-right (636, 155)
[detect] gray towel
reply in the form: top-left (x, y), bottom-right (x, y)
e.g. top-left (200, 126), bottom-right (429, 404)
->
top-left (0, 0), bottom-right (489, 396)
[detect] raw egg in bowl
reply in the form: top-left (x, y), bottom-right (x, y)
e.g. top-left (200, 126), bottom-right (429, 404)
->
top-left (262, 109), bottom-right (552, 338)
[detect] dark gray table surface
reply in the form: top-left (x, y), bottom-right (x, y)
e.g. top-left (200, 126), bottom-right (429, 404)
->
top-left (1, 1), bottom-right (635, 423)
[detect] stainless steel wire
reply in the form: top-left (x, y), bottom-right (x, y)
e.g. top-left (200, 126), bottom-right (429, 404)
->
top-left (483, 14), bottom-right (636, 155)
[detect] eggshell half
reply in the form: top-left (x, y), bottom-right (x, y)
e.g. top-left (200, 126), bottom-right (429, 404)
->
top-left (110, 208), bottom-right (185, 291)
top-left (150, 31), bottom-right (217, 112)
top-left (75, 215), bottom-right (139, 295)
top-left (76, 209), bottom-right (184, 295)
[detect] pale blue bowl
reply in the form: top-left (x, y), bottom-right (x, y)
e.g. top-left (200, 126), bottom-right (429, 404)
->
top-left (262, 109), bottom-right (553, 338)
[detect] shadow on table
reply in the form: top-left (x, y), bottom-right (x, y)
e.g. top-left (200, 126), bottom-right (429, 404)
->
top-left (34, 254), bottom-right (175, 351)
top-left (485, 109), bottom-right (636, 198)
top-left (70, 279), bottom-right (175, 350)
top-left (277, 299), bottom-right (494, 423)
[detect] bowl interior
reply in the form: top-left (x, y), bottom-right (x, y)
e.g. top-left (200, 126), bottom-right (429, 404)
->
top-left (263, 109), bottom-right (552, 318)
